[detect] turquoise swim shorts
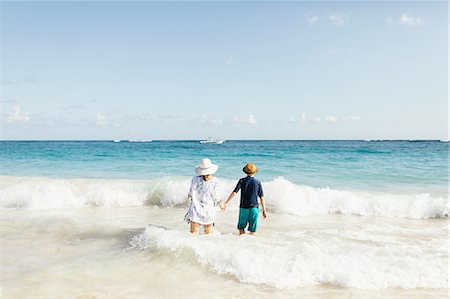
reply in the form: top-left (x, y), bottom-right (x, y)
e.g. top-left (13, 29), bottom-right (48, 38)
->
top-left (237, 207), bottom-right (259, 232)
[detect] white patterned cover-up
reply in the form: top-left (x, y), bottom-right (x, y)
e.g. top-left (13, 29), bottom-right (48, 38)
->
top-left (184, 176), bottom-right (221, 225)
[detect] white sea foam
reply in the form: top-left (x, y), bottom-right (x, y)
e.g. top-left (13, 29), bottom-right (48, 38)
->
top-left (1, 176), bottom-right (448, 219)
top-left (264, 177), bottom-right (448, 219)
top-left (130, 224), bottom-right (448, 290)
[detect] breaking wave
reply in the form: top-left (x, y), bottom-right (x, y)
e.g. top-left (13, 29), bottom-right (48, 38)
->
top-left (129, 224), bottom-right (448, 289)
top-left (1, 176), bottom-right (448, 219)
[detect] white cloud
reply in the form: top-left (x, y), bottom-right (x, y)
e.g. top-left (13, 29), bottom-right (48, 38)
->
top-left (234, 114), bottom-right (257, 125)
top-left (325, 116), bottom-right (338, 122)
top-left (198, 114), bottom-right (223, 126)
top-left (305, 14), bottom-right (319, 26)
top-left (292, 115), bottom-right (360, 124)
top-left (211, 118), bottom-right (223, 125)
top-left (300, 113), bottom-right (307, 124)
top-left (341, 116), bottom-right (361, 121)
top-left (0, 75), bottom-right (38, 86)
top-left (93, 113), bottom-right (109, 128)
top-left (399, 12), bottom-right (425, 26)
top-left (247, 114), bottom-right (257, 125)
top-left (288, 113), bottom-right (307, 124)
top-left (225, 57), bottom-right (233, 65)
top-left (198, 115), bottom-right (208, 124)
top-left (328, 13), bottom-right (350, 26)
top-left (324, 116), bottom-right (362, 123)
top-left (6, 105), bottom-right (30, 124)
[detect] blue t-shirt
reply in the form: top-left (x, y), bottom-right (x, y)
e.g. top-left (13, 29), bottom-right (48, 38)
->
top-left (233, 176), bottom-right (264, 208)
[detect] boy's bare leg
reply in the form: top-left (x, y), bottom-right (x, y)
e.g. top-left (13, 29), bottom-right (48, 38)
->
top-left (204, 224), bottom-right (212, 234)
top-left (249, 232), bottom-right (256, 235)
top-left (190, 222), bottom-right (200, 234)
top-left (239, 229), bottom-right (246, 235)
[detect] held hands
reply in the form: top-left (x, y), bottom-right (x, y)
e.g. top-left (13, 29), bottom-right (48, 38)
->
top-left (219, 202), bottom-right (227, 211)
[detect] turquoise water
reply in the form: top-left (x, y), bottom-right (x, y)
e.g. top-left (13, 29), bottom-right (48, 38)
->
top-left (2, 140), bottom-right (448, 296)
top-left (1, 140), bottom-right (448, 195)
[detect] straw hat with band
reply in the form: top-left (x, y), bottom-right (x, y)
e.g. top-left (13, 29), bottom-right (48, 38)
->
top-left (243, 162), bottom-right (258, 175)
top-left (195, 158), bottom-right (219, 175)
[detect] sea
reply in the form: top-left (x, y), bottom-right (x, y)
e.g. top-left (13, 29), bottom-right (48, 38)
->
top-left (1, 140), bottom-right (449, 298)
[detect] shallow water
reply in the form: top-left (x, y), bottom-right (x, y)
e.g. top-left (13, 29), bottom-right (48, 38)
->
top-left (2, 207), bottom-right (448, 298)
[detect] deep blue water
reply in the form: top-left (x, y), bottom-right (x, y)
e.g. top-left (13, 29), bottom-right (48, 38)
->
top-left (1, 140), bottom-right (448, 195)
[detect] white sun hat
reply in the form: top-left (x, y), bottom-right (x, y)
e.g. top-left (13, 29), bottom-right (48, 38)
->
top-left (195, 158), bottom-right (219, 175)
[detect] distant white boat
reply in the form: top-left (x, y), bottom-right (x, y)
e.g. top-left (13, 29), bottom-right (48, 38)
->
top-left (200, 138), bottom-right (225, 144)
top-left (113, 140), bottom-right (121, 143)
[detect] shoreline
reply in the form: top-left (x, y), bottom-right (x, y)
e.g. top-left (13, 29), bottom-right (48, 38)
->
top-left (3, 207), bottom-right (448, 298)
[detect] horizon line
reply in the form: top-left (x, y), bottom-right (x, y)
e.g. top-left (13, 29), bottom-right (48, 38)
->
top-left (0, 139), bottom-right (447, 142)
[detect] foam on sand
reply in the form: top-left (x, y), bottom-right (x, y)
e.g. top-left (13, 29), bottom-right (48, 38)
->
top-left (129, 224), bottom-right (448, 290)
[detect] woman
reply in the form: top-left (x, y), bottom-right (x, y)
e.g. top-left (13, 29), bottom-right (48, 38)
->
top-left (184, 158), bottom-right (221, 234)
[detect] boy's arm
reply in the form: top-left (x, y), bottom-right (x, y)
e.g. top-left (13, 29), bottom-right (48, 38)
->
top-left (220, 192), bottom-right (236, 210)
top-left (221, 179), bottom-right (241, 210)
top-left (260, 196), bottom-right (267, 218)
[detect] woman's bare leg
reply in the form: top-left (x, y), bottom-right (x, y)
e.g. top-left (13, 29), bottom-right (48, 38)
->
top-left (190, 222), bottom-right (200, 234)
top-left (204, 224), bottom-right (212, 234)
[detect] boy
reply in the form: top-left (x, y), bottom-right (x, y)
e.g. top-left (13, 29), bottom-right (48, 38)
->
top-left (220, 162), bottom-right (267, 235)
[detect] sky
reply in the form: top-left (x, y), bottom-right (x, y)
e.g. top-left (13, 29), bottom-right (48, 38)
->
top-left (1, 1), bottom-right (448, 140)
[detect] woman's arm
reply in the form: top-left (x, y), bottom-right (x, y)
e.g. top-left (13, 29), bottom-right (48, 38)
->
top-left (212, 181), bottom-right (221, 206)
top-left (220, 192), bottom-right (236, 210)
top-left (188, 176), bottom-right (197, 199)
